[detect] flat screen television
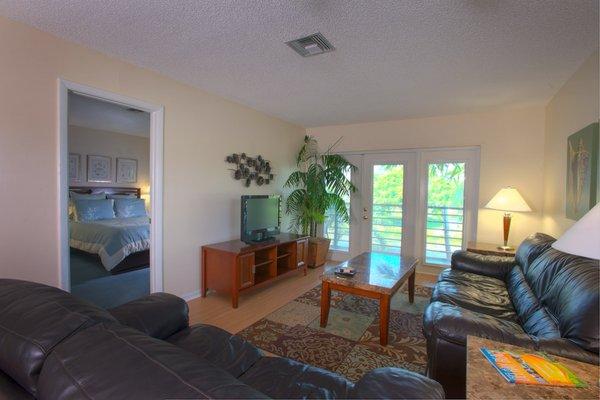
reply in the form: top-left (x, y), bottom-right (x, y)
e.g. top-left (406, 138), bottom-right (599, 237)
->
top-left (241, 195), bottom-right (281, 243)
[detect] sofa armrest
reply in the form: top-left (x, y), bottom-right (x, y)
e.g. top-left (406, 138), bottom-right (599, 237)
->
top-left (451, 250), bottom-right (516, 280)
top-left (350, 368), bottom-right (444, 399)
top-left (108, 293), bottom-right (189, 339)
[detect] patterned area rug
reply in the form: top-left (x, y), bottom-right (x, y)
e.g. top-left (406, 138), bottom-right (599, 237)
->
top-left (238, 283), bottom-right (432, 382)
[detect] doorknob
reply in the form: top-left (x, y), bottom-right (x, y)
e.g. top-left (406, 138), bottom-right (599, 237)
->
top-left (363, 207), bottom-right (368, 220)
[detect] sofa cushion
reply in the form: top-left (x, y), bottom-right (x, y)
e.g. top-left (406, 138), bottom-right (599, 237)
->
top-left (423, 301), bottom-right (531, 347)
top-left (239, 356), bottom-right (352, 399)
top-left (38, 323), bottom-right (266, 399)
top-left (109, 293), bottom-right (189, 339)
top-left (0, 279), bottom-right (116, 396)
top-left (515, 232), bottom-right (555, 274)
top-left (351, 368), bottom-right (445, 399)
top-left (432, 269), bottom-right (518, 321)
top-left (167, 324), bottom-right (263, 378)
top-left (506, 266), bottom-right (561, 338)
top-left (451, 251), bottom-right (516, 280)
top-left (0, 371), bottom-right (33, 400)
top-left (529, 249), bottom-right (599, 354)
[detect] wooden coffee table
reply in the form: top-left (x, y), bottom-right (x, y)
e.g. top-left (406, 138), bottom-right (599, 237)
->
top-left (320, 252), bottom-right (418, 346)
top-left (467, 336), bottom-right (600, 399)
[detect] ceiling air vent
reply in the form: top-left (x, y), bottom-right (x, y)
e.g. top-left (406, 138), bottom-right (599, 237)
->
top-left (286, 32), bottom-right (335, 57)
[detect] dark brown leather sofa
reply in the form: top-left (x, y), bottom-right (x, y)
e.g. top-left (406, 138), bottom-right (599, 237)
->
top-left (423, 233), bottom-right (600, 398)
top-left (0, 279), bottom-right (444, 399)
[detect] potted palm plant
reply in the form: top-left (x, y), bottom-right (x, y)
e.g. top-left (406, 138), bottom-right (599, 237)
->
top-left (284, 136), bottom-right (357, 267)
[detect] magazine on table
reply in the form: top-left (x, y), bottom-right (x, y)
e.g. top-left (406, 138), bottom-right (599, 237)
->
top-left (480, 347), bottom-right (587, 388)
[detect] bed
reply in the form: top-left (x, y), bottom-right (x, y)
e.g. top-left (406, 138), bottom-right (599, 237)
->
top-left (69, 186), bottom-right (150, 274)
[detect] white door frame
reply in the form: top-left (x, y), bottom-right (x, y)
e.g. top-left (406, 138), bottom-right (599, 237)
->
top-left (57, 79), bottom-right (164, 292)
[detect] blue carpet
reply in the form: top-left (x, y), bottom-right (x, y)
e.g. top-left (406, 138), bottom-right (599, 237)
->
top-left (70, 250), bottom-right (111, 284)
top-left (70, 250), bottom-right (149, 309)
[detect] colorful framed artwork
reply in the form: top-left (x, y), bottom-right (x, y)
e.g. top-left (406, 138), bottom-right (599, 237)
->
top-left (68, 153), bottom-right (81, 183)
top-left (116, 158), bottom-right (138, 183)
top-left (87, 155), bottom-right (112, 183)
top-left (566, 122), bottom-right (599, 220)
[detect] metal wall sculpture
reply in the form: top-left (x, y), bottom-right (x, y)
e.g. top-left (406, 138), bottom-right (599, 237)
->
top-left (226, 153), bottom-right (274, 187)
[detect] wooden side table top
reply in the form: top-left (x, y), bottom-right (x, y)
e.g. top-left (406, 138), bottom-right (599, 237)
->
top-left (467, 241), bottom-right (516, 257)
top-left (467, 336), bottom-right (600, 400)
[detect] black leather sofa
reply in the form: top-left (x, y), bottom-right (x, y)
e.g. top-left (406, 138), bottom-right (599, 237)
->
top-left (423, 233), bottom-right (600, 398)
top-left (0, 279), bottom-right (444, 399)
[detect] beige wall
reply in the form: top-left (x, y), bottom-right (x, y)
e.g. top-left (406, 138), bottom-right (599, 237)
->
top-left (0, 16), bottom-right (304, 296)
top-left (308, 105), bottom-right (547, 246)
top-left (542, 51), bottom-right (599, 237)
top-left (68, 126), bottom-right (150, 190)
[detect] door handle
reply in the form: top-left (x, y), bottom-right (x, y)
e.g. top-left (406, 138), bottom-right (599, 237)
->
top-left (363, 207), bottom-right (368, 220)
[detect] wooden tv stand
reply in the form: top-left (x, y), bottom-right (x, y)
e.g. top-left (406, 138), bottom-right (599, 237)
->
top-left (201, 233), bottom-right (309, 308)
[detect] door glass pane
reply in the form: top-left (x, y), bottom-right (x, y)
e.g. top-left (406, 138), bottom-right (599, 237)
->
top-left (426, 162), bottom-right (465, 265)
top-left (323, 168), bottom-right (350, 251)
top-left (371, 164), bottom-right (403, 254)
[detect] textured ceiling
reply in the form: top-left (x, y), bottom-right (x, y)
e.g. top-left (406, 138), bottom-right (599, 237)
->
top-left (2, 1), bottom-right (598, 127)
top-left (69, 93), bottom-right (150, 137)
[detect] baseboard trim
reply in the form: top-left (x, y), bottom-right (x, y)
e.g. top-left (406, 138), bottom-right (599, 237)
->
top-left (181, 290), bottom-right (201, 302)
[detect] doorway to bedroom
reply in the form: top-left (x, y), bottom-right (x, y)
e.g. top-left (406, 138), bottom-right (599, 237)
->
top-left (59, 81), bottom-right (164, 309)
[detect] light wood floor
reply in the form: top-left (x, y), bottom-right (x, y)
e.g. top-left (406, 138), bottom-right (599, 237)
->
top-left (188, 263), bottom-right (437, 334)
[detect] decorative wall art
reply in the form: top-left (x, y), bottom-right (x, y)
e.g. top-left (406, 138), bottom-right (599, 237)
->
top-left (116, 158), bottom-right (138, 183)
top-left (225, 152), bottom-right (274, 187)
top-left (87, 155), bottom-right (112, 183)
top-left (69, 153), bottom-right (81, 183)
top-left (566, 122), bottom-right (599, 220)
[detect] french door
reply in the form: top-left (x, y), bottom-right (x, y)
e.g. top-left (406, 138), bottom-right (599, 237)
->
top-left (358, 153), bottom-right (417, 257)
top-left (324, 147), bottom-right (479, 268)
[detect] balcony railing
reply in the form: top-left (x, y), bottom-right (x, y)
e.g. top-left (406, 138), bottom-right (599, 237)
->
top-left (324, 202), bottom-right (350, 251)
top-left (324, 203), bottom-right (464, 266)
top-left (370, 203), bottom-right (403, 254)
top-left (425, 205), bottom-right (464, 265)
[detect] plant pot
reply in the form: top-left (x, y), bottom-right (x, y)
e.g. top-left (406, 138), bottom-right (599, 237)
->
top-left (308, 237), bottom-right (331, 268)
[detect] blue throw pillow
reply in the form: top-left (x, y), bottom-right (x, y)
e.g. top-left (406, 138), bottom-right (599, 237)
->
top-left (114, 198), bottom-right (147, 218)
top-left (73, 199), bottom-right (115, 222)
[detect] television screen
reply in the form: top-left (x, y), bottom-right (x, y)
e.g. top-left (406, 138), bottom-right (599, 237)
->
top-left (241, 195), bottom-right (280, 242)
top-left (245, 197), bottom-right (279, 231)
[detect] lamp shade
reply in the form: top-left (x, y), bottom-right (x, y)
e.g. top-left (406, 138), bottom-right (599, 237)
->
top-left (552, 203), bottom-right (600, 259)
top-left (485, 187), bottom-right (532, 212)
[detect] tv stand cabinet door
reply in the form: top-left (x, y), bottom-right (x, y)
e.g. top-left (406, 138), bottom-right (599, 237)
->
top-left (297, 239), bottom-right (308, 268)
top-left (239, 253), bottom-right (255, 289)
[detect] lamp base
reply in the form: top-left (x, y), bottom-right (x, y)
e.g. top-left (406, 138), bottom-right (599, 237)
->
top-left (497, 245), bottom-right (515, 251)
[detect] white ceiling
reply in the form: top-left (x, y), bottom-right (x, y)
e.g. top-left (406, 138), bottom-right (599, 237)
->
top-left (69, 92), bottom-right (150, 137)
top-left (2, 1), bottom-right (598, 127)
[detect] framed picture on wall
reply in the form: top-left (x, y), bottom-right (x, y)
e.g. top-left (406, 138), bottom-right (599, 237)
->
top-left (566, 122), bottom-right (599, 220)
top-left (87, 155), bottom-right (112, 183)
top-left (116, 158), bottom-right (138, 183)
top-left (68, 153), bottom-right (81, 183)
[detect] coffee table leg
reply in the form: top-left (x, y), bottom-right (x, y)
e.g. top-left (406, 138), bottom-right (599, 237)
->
top-left (379, 294), bottom-right (390, 346)
top-left (408, 270), bottom-right (415, 304)
top-left (320, 281), bottom-right (331, 327)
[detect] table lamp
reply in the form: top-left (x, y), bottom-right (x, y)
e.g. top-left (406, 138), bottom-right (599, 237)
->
top-left (552, 203), bottom-right (599, 259)
top-left (485, 187), bottom-right (531, 250)
top-left (140, 185), bottom-right (151, 212)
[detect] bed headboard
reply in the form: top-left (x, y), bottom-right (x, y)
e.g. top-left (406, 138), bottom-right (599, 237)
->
top-left (69, 186), bottom-right (141, 198)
